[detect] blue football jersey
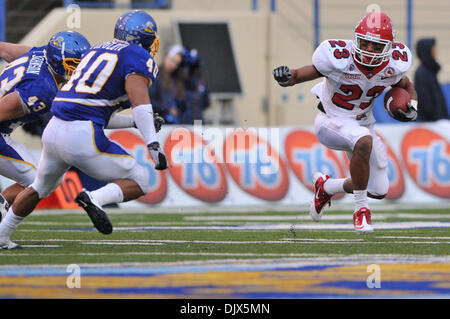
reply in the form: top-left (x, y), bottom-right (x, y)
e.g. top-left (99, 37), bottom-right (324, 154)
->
top-left (0, 46), bottom-right (59, 134)
top-left (52, 40), bottom-right (159, 127)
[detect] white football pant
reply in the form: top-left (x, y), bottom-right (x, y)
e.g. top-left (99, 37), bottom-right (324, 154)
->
top-left (31, 117), bottom-right (152, 199)
top-left (314, 112), bottom-right (389, 197)
top-left (0, 133), bottom-right (37, 187)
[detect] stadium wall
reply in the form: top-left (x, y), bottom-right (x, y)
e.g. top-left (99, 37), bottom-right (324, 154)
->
top-left (5, 2), bottom-right (449, 197)
top-left (2, 121), bottom-right (448, 208)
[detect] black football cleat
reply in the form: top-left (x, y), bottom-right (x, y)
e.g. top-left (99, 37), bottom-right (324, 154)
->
top-left (75, 189), bottom-right (113, 235)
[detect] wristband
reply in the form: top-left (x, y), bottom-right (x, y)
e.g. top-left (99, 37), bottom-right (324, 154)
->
top-left (291, 69), bottom-right (298, 85)
top-left (410, 99), bottom-right (418, 111)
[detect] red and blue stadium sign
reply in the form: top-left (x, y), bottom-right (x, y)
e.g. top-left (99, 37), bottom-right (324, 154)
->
top-left (285, 129), bottom-right (345, 199)
top-left (107, 125), bottom-right (448, 206)
top-left (223, 129), bottom-right (289, 201)
top-left (164, 128), bottom-right (228, 202)
top-left (401, 127), bottom-right (450, 198)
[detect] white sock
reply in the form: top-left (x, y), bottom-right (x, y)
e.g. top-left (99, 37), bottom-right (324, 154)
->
top-left (323, 178), bottom-right (346, 195)
top-left (354, 190), bottom-right (369, 212)
top-left (0, 207), bottom-right (24, 242)
top-left (90, 183), bottom-right (124, 207)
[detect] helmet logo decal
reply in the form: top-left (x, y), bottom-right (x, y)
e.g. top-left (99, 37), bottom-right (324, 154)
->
top-left (53, 36), bottom-right (64, 48)
top-left (144, 22), bottom-right (154, 34)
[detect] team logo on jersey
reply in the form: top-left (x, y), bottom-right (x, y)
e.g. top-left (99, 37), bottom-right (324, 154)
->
top-left (223, 129), bottom-right (289, 201)
top-left (376, 132), bottom-right (405, 199)
top-left (401, 128), bottom-right (450, 198)
top-left (381, 67), bottom-right (395, 79)
top-left (108, 130), bottom-right (168, 204)
top-left (164, 128), bottom-right (227, 203)
top-left (284, 129), bottom-right (345, 198)
top-left (344, 73), bottom-right (361, 80)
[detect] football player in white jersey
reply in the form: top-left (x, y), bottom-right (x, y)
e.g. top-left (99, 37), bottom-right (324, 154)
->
top-left (273, 12), bottom-right (418, 234)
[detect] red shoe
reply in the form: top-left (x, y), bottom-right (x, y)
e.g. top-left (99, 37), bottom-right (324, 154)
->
top-left (353, 207), bottom-right (374, 234)
top-left (309, 172), bottom-right (332, 221)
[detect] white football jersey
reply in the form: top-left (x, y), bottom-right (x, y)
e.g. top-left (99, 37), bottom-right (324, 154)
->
top-left (311, 39), bottom-right (412, 125)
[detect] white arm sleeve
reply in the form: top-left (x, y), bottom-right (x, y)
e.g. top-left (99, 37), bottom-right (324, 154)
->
top-left (106, 114), bottom-right (135, 129)
top-left (131, 104), bottom-right (157, 146)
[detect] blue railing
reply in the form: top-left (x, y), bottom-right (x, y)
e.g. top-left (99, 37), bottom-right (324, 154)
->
top-left (251, 0), bottom-right (277, 12)
top-left (63, 0), bottom-right (169, 9)
top-left (0, 0), bottom-right (4, 41)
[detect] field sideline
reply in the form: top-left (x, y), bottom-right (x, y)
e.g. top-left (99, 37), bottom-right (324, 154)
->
top-left (0, 205), bottom-right (449, 299)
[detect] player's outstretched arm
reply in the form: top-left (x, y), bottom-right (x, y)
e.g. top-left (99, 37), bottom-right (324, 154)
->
top-left (392, 76), bottom-right (418, 121)
top-left (0, 91), bottom-right (29, 122)
top-left (0, 42), bottom-right (31, 63)
top-left (106, 111), bottom-right (164, 132)
top-left (125, 74), bottom-right (168, 170)
top-left (273, 65), bottom-right (322, 87)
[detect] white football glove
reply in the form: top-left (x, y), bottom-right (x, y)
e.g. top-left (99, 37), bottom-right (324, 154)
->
top-left (148, 141), bottom-right (168, 170)
top-left (395, 100), bottom-right (418, 122)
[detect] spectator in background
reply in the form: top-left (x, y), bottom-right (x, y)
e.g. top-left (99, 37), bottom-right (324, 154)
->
top-left (149, 45), bottom-right (210, 124)
top-left (414, 38), bottom-right (449, 121)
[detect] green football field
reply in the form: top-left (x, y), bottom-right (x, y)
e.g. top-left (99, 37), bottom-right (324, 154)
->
top-left (0, 206), bottom-right (449, 299)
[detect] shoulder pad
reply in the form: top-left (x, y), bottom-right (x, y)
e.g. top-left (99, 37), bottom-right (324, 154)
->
top-left (389, 42), bottom-right (412, 74)
top-left (122, 43), bottom-right (150, 56)
top-left (312, 39), bottom-right (352, 76)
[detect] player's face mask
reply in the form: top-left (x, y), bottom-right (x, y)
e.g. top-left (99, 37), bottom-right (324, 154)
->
top-left (353, 36), bottom-right (391, 67)
top-left (149, 35), bottom-right (160, 58)
top-left (62, 58), bottom-right (81, 79)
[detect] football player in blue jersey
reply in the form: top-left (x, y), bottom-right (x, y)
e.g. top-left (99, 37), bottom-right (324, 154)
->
top-left (0, 10), bottom-right (169, 248)
top-left (0, 31), bottom-right (90, 236)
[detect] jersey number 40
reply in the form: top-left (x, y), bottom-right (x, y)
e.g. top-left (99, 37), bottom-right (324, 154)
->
top-left (61, 51), bottom-right (158, 94)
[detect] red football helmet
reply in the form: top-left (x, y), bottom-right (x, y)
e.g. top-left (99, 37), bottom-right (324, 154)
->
top-left (352, 12), bottom-right (395, 67)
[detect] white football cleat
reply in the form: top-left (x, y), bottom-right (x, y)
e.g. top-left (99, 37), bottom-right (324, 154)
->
top-left (353, 207), bottom-right (374, 234)
top-left (0, 238), bottom-right (22, 250)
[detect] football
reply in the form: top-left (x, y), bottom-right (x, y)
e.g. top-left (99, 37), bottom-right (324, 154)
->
top-left (384, 87), bottom-right (411, 118)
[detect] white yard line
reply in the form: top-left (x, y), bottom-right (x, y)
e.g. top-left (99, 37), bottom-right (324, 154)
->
top-left (4, 238), bottom-right (448, 247)
top-left (184, 213), bottom-right (450, 221)
top-left (377, 236), bottom-right (450, 239)
top-left (29, 202), bottom-right (450, 215)
top-left (16, 221), bottom-right (449, 232)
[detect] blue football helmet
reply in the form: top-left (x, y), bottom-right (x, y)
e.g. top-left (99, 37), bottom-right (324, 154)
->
top-left (46, 31), bottom-right (91, 79)
top-left (114, 10), bottom-right (160, 57)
